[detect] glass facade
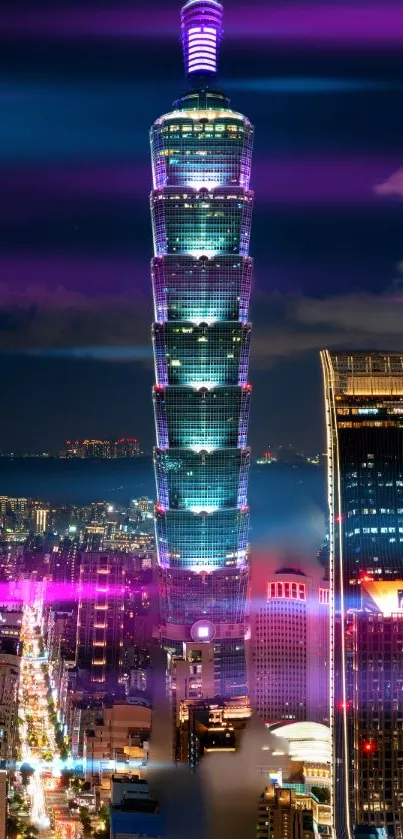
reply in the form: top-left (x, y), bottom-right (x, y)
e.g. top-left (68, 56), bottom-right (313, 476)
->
top-left (321, 351), bottom-right (403, 839)
top-left (150, 0), bottom-right (253, 697)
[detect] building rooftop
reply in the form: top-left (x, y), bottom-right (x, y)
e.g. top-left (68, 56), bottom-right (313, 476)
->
top-left (266, 721), bottom-right (331, 765)
top-left (110, 808), bottom-right (164, 838)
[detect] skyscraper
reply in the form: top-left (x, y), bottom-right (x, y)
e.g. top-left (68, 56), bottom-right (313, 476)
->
top-left (76, 552), bottom-right (125, 690)
top-left (150, 0), bottom-right (253, 698)
top-left (321, 351), bottom-right (403, 839)
top-left (251, 565), bottom-right (329, 724)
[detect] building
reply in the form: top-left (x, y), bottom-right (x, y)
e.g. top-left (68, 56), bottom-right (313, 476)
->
top-left (257, 786), bottom-right (331, 839)
top-left (75, 552), bottom-right (125, 690)
top-left (0, 609), bottom-right (23, 643)
top-left (0, 771), bottom-right (6, 839)
top-left (30, 502), bottom-right (50, 534)
top-left (353, 609), bottom-right (403, 834)
top-left (168, 640), bottom-right (215, 718)
top-left (176, 695), bottom-right (250, 767)
top-left (109, 775), bottom-right (163, 839)
top-left (0, 638), bottom-right (21, 763)
top-left (251, 565), bottom-right (329, 724)
top-left (266, 721), bottom-right (331, 796)
top-left (321, 351), bottom-right (403, 838)
top-left (83, 701), bottom-right (151, 792)
top-left (0, 497), bottom-right (28, 534)
top-left (150, 0), bottom-right (254, 699)
top-left (50, 540), bottom-right (79, 586)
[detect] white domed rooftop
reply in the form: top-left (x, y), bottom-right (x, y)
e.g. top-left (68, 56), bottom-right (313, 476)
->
top-left (266, 721), bottom-right (331, 765)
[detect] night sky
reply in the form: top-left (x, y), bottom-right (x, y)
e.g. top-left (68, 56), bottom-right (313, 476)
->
top-left (1, 0), bottom-right (403, 454)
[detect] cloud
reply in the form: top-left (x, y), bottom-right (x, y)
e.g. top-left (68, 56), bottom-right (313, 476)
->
top-left (0, 282), bottom-right (152, 361)
top-left (0, 279), bottom-right (401, 369)
top-left (250, 288), bottom-right (403, 367)
top-left (374, 167), bottom-right (403, 198)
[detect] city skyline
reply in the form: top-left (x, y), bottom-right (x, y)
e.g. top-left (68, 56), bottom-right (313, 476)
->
top-left (1, 0), bottom-right (403, 454)
top-left (0, 0), bottom-right (402, 837)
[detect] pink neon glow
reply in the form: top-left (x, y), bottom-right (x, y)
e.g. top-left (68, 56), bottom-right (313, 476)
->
top-left (0, 580), bottom-right (152, 606)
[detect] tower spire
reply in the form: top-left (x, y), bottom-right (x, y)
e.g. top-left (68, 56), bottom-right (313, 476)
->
top-left (181, 0), bottom-right (224, 80)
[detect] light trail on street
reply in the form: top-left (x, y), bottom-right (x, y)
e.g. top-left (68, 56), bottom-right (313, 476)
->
top-left (18, 587), bottom-right (67, 836)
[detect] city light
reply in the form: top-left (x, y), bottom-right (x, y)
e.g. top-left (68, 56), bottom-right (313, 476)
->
top-left (18, 598), bottom-right (65, 832)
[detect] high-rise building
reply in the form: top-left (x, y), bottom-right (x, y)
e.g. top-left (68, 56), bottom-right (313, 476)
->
top-left (150, 0), bottom-right (254, 699)
top-left (321, 351), bottom-right (403, 838)
top-left (75, 552), bottom-right (125, 690)
top-left (31, 503), bottom-right (50, 534)
top-left (250, 564), bottom-right (329, 724)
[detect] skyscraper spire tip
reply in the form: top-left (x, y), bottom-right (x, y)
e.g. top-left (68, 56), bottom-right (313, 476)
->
top-left (181, 0), bottom-right (224, 80)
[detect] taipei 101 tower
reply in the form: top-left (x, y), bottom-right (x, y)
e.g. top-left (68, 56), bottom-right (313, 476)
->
top-left (150, 0), bottom-right (254, 698)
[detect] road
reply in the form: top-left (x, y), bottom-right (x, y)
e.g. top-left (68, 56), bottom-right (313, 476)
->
top-left (18, 590), bottom-right (78, 838)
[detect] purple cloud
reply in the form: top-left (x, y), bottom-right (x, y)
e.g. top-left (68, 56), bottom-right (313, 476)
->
top-left (374, 168), bottom-right (403, 199)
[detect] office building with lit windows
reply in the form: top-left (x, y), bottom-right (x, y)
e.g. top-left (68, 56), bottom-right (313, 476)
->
top-left (76, 552), bottom-right (125, 690)
top-left (150, 0), bottom-right (253, 697)
top-left (251, 566), bottom-right (329, 724)
top-left (321, 351), bottom-right (403, 839)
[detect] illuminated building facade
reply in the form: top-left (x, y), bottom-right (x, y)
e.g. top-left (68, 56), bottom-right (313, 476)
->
top-left (266, 721), bottom-right (331, 796)
top-left (251, 567), bottom-right (329, 723)
top-left (76, 553), bottom-right (125, 690)
top-left (321, 351), bottom-right (403, 838)
top-left (150, 0), bottom-right (253, 696)
top-left (257, 787), bottom-right (319, 839)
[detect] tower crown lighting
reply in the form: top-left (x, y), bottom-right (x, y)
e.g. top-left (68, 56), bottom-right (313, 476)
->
top-left (181, 0), bottom-right (224, 78)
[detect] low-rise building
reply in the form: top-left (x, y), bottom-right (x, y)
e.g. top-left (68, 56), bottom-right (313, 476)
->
top-left (83, 701), bottom-right (152, 793)
top-left (0, 639), bottom-right (21, 763)
top-left (109, 775), bottom-right (163, 839)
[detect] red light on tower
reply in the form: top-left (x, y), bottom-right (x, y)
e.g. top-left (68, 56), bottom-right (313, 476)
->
top-left (363, 740), bottom-right (376, 754)
top-left (335, 514), bottom-right (344, 524)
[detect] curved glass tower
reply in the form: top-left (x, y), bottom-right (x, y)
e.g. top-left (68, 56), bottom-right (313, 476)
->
top-left (150, 0), bottom-right (253, 697)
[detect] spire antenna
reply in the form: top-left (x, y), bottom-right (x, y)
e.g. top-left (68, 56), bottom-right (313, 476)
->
top-left (181, 0), bottom-right (224, 81)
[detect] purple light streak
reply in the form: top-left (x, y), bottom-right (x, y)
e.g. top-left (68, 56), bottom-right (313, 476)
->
top-left (2, 4), bottom-right (403, 47)
top-left (4, 157), bottom-right (401, 219)
top-left (1, 579), bottom-right (153, 607)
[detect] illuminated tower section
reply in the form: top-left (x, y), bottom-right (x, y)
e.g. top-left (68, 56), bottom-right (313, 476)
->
top-left (150, 0), bottom-right (253, 697)
top-left (321, 352), bottom-right (403, 839)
